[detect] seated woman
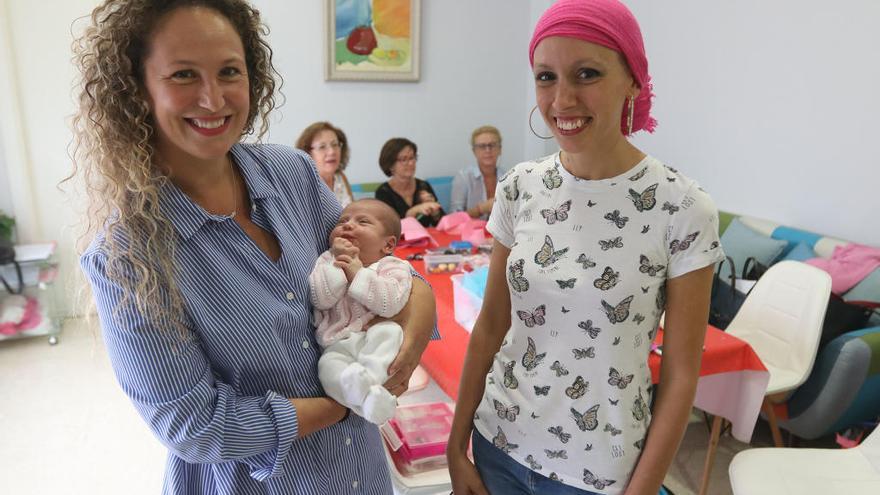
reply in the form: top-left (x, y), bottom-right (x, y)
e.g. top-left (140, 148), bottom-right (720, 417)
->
top-left (375, 137), bottom-right (444, 227)
top-left (451, 125), bottom-right (503, 219)
top-left (296, 121), bottom-right (354, 207)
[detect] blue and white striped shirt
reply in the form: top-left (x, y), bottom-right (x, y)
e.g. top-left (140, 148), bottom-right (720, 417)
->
top-left (82, 144), bottom-right (433, 494)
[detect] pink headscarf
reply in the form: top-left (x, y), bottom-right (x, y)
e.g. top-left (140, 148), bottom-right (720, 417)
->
top-left (529, 0), bottom-right (657, 134)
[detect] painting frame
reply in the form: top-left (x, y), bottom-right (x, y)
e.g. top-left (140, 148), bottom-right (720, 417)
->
top-left (325, 0), bottom-right (421, 82)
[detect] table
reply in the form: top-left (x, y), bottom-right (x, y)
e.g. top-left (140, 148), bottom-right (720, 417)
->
top-left (397, 229), bottom-right (771, 494)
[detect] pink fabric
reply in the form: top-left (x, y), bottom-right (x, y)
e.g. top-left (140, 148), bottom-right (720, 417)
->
top-left (398, 217), bottom-right (438, 247)
top-left (436, 212), bottom-right (488, 245)
top-left (309, 252), bottom-right (413, 347)
top-left (528, 0), bottom-right (657, 134)
top-left (806, 244), bottom-right (880, 295)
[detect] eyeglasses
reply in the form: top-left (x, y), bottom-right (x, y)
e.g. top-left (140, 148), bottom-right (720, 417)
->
top-left (473, 142), bottom-right (500, 151)
top-left (396, 154), bottom-right (418, 164)
top-left (311, 141), bottom-right (342, 153)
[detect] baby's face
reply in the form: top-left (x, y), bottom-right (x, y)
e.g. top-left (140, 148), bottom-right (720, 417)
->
top-left (330, 202), bottom-right (395, 264)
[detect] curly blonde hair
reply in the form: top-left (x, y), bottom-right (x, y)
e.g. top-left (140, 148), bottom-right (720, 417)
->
top-left (70, 0), bottom-right (279, 335)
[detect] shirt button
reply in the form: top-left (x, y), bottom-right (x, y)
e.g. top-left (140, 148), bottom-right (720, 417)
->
top-left (302, 340), bottom-right (310, 349)
top-left (286, 292), bottom-right (295, 300)
top-left (351, 480), bottom-right (359, 489)
top-left (345, 437), bottom-right (352, 446)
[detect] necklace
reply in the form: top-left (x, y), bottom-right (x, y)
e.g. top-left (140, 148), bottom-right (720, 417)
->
top-left (229, 160), bottom-right (239, 218)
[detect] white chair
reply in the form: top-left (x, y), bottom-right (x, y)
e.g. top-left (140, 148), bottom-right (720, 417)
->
top-left (699, 261), bottom-right (831, 495)
top-left (729, 425), bottom-right (880, 494)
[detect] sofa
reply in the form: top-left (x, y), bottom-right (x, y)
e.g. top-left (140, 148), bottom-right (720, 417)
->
top-left (718, 211), bottom-right (880, 440)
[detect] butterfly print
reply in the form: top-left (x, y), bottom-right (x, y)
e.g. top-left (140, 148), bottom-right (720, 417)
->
top-left (628, 183), bottom-right (658, 212)
top-left (493, 399), bottom-right (520, 422)
top-left (534, 385), bottom-right (551, 396)
top-left (633, 313), bottom-right (645, 325)
top-left (584, 443), bottom-right (593, 451)
top-left (550, 360), bottom-right (570, 377)
top-left (665, 165), bottom-right (679, 173)
top-left (503, 360), bottom-right (519, 389)
top-left (587, 200), bottom-right (597, 207)
top-left (534, 235), bottom-right (569, 267)
top-left (601, 295), bottom-right (634, 324)
top-left (604, 209), bottom-right (630, 229)
top-left (604, 423), bottom-right (623, 436)
top-left (541, 199), bottom-right (572, 225)
top-left (498, 168), bottom-right (514, 183)
top-left (578, 320), bottom-right (601, 339)
top-left (522, 337), bottom-right (547, 371)
top-left (661, 201), bottom-right (680, 215)
top-left (508, 259), bottom-right (530, 293)
top-left (632, 387), bottom-right (649, 422)
top-left (641, 225), bottom-right (650, 234)
top-left (544, 449), bottom-right (568, 459)
top-left (576, 253), bottom-right (597, 269)
top-left (543, 167), bottom-right (563, 190)
top-left (570, 404), bottom-right (600, 431)
top-left (561, 306), bottom-right (571, 313)
top-left (670, 231), bottom-right (700, 254)
top-left (522, 191), bottom-right (533, 201)
top-left (608, 367), bottom-right (634, 389)
top-left (549, 472), bottom-right (560, 481)
top-left (488, 377), bottom-right (495, 385)
top-left (548, 425), bottom-right (571, 444)
top-left (517, 304), bottom-right (547, 328)
top-left (531, 412), bottom-right (540, 419)
top-left (628, 167), bottom-right (648, 181)
top-left (641, 286), bottom-right (649, 294)
top-left (493, 426), bottom-right (519, 453)
top-left (633, 438), bottom-right (645, 450)
top-left (648, 324), bottom-right (660, 341)
top-left (639, 255), bottom-right (666, 277)
top-left (503, 175), bottom-right (520, 201)
top-left (556, 278), bottom-right (576, 289)
top-left (598, 236), bottom-right (624, 251)
top-left (572, 347), bottom-right (595, 360)
top-left (525, 454), bottom-right (542, 470)
top-left (565, 376), bottom-right (588, 400)
top-left (710, 240), bottom-right (720, 250)
top-left (593, 266), bottom-right (620, 291)
top-left (667, 177), bottom-right (676, 182)
top-left (583, 469), bottom-right (616, 490)
top-left (613, 336), bottom-right (621, 345)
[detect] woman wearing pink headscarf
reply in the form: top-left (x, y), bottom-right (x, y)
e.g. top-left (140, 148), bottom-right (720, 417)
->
top-left (447, 1), bottom-right (724, 494)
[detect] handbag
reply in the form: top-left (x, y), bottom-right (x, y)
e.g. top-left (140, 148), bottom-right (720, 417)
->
top-left (0, 238), bottom-right (24, 295)
top-left (742, 256), bottom-right (769, 281)
top-left (819, 295), bottom-right (879, 349)
top-left (709, 256), bottom-right (749, 330)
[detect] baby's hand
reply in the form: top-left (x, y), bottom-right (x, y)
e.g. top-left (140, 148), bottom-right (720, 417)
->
top-left (331, 237), bottom-right (357, 258)
top-left (333, 253), bottom-right (363, 282)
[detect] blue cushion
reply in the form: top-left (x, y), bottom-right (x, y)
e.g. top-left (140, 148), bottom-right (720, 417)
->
top-left (719, 218), bottom-right (788, 274)
top-left (425, 176), bottom-right (453, 212)
top-left (844, 268), bottom-right (880, 303)
top-left (771, 226), bottom-right (823, 249)
top-left (782, 242), bottom-right (817, 262)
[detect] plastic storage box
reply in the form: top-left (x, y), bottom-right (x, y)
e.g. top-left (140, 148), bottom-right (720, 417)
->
top-left (381, 402), bottom-right (454, 476)
top-left (423, 253), bottom-right (463, 274)
top-left (451, 274), bottom-right (483, 332)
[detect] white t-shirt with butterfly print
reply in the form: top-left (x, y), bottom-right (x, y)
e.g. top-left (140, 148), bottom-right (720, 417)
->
top-left (472, 152), bottom-right (725, 494)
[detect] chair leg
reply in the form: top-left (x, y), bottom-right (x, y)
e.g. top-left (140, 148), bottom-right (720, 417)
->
top-left (762, 398), bottom-right (784, 447)
top-left (698, 415), bottom-right (723, 495)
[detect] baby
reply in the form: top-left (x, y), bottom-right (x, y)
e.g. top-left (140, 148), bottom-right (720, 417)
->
top-left (310, 199), bottom-right (412, 424)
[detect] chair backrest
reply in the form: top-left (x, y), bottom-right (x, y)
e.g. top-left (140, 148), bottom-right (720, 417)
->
top-left (726, 261), bottom-right (832, 390)
top-left (861, 424), bottom-right (880, 472)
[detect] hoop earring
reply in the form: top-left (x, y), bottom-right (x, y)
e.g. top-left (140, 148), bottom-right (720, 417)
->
top-left (626, 95), bottom-right (635, 136)
top-left (529, 105), bottom-right (553, 140)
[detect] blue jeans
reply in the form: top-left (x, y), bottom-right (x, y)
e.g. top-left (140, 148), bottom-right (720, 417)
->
top-left (471, 429), bottom-right (601, 495)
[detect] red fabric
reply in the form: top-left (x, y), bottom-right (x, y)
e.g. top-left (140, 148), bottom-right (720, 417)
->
top-left (398, 229), bottom-right (767, 400)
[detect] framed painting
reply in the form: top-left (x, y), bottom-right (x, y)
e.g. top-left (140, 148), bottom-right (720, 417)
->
top-left (325, 0), bottom-right (421, 81)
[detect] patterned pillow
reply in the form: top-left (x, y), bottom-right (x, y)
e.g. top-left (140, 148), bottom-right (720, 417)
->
top-left (719, 218), bottom-right (788, 274)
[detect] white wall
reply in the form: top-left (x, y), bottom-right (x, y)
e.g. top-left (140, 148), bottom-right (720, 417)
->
top-left (255, 0), bottom-right (532, 182)
top-left (625, 0), bottom-right (880, 246)
top-left (0, 137), bottom-right (13, 217)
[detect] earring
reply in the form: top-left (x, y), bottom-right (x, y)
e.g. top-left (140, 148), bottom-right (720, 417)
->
top-left (626, 95), bottom-right (635, 136)
top-left (529, 105), bottom-right (553, 140)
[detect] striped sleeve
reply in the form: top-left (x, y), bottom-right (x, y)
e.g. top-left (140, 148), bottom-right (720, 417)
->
top-left (80, 248), bottom-right (299, 481)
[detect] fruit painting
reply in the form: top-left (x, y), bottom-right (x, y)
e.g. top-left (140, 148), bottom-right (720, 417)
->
top-left (326, 0), bottom-right (420, 81)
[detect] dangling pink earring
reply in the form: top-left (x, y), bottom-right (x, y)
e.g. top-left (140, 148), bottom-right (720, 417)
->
top-left (626, 95), bottom-right (635, 136)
